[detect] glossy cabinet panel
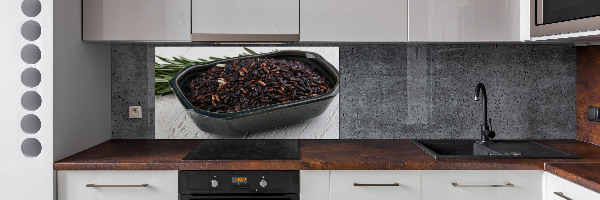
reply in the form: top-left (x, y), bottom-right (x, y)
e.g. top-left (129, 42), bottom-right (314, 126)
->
top-left (300, 0), bottom-right (408, 42)
top-left (409, 0), bottom-right (529, 41)
top-left (57, 170), bottom-right (178, 200)
top-left (545, 172), bottom-right (600, 200)
top-left (300, 170), bottom-right (330, 200)
top-left (330, 170), bottom-right (420, 200)
top-left (83, 0), bottom-right (191, 41)
top-left (192, 0), bottom-right (299, 35)
top-left (422, 170), bottom-right (543, 200)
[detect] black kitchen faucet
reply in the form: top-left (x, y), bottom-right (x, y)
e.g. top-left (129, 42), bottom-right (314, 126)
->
top-left (474, 83), bottom-right (495, 143)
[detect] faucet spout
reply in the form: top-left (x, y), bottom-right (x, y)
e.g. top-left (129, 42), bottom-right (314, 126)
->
top-left (474, 83), bottom-right (495, 142)
top-left (474, 83), bottom-right (488, 130)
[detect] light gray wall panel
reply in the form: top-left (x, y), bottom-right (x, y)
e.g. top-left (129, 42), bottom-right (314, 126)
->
top-left (54, 0), bottom-right (112, 161)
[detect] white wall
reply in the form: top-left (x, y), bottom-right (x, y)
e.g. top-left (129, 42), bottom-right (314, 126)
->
top-left (0, 0), bottom-right (54, 199)
top-left (0, 0), bottom-right (111, 199)
top-left (53, 0), bottom-right (112, 162)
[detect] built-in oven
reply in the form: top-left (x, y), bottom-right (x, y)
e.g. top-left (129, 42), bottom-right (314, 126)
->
top-left (179, 171), bottom-right (299, 200)
top-left (531, 0), bottom-right (600, 38)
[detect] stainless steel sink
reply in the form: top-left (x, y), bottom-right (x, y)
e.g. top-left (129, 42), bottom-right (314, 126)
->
top-left (412, 140), bottom-right (579, 159)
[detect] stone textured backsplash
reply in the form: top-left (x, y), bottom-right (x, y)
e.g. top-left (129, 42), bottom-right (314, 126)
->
top-left (112, 44), bottom-right (155, 139)
top-left (341, 44), bottom-right (575, 139)
top-left (112, 43), bottom-right (576, 139)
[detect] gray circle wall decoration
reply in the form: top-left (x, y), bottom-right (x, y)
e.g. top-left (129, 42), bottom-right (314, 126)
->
top-left (21, 0), bottom-right (44, 160)
top-left (21, 138), bottom-right (42, 157)
top-left (20, 114), bottom-right (41, 134)
top-left (21, 0), bottom-right (41, 17)
top-left (21, 44), bottom-right (41, 64)
top-left (21, 20), bottom-right (41, 41)
top-left (21, 91), bottom-right (42, 111)
top-left (21, 68), bottom-right (41, 88)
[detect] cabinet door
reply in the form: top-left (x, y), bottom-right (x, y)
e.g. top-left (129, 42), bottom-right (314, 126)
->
top-left (330, 170), bottom-right (420, 200)
top-left (546, 172), bottom-right (600, 200)
top-left (191, 0), bottom-right (299, 35)
top-left (57, 170), bottom-right (178, 200)
top-left (409, 0), bottom-right (529, 41)
top-left (83, 0), bottom-right (191, 41)
top-left (422, 170), bottom-right (542, 200)
top-left (300, 170), bottom-right (330, 200)
top-left (300, 0), bottom-right (408, 42)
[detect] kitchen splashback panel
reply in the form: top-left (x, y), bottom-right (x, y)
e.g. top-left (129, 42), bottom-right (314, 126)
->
top-left (154, 47), bottom-right (340, 139)
top-left (111, 43), bottom-right (576, 139)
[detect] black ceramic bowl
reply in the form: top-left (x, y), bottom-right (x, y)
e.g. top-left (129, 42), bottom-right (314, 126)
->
top-left (169, 50), bottom-right (340, 135)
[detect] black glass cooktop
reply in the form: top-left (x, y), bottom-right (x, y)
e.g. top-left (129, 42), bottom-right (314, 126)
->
top-left (182, 139), bottom-right (300, 160)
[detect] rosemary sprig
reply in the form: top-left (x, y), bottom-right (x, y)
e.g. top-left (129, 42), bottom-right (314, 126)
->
top-left (155, 47), bottom-right (272, 95)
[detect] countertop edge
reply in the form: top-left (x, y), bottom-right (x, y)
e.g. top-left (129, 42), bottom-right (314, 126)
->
top-left (545, 162), bottom-right (600, 194)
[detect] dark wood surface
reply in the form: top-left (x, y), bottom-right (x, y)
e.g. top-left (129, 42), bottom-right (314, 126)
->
top-left (577, 46), bottom-right (600, 145)
top-left (546, 162), bottom-right (600, 194)
top-left (54, 139), bottom-right (600, 171)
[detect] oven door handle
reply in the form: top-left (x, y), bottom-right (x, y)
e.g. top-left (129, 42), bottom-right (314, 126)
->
top-left (180, 194), bottom-right (298, 200)
top-left (210, 196), bottom-right (296, 199)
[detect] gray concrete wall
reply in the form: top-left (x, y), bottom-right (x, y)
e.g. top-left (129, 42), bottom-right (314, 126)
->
top-left (111, 43), bottom-right (576, 139)
top-left (111, 44), bottom-right (155, 139)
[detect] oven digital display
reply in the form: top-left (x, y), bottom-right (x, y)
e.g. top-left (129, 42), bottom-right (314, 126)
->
top-left (232, 177), bottom-right (247, 184)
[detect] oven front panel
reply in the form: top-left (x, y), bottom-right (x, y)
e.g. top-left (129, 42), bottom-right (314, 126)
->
top-left (180, 194), bottom-right (299, 200)
top-left (179, 171), bottom-right (300, 198)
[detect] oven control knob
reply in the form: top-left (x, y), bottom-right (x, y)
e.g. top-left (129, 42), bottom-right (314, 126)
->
top-left (211, 180), bottom-right (219, 188)
top-left (259, 179), bottom-right (267, 187)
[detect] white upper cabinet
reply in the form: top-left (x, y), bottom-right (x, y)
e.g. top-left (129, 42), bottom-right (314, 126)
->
top-left (409, 0), bottom-right (530, 42)
top-left (81, 0), bottom-right (532, 42)
top-left (300, 0), bottom-right (408, 42)
top-left (83, 0), bottom-right (191, 41)
top-left (191, 0), bottom-right (300, 41)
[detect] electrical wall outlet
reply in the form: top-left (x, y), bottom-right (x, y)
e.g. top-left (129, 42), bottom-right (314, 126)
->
top-left (129, 106), bottom-right (142, 119)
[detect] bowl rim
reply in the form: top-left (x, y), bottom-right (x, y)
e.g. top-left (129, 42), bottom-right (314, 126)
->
top-left (168, 50), bottom-right (340, 120)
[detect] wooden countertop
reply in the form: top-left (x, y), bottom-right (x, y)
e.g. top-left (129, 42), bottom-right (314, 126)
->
top-left (53, 139), bottom-right (600, 196)
top-left (54, 139), bottom-right (600, 194)
top-left (54, 139), bottom-right (600, 171)
top-left (545, 162), bottom-right (600, 194)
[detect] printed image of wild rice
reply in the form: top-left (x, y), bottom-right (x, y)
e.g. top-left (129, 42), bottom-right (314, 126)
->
top-left (184, 58), bottom-right (331, 113)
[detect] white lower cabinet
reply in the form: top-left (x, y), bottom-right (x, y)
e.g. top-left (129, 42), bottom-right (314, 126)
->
top-left (421, 170), bottom-right (543, 200)
top-left (300, 170), bottom-right (331, 200)
top-left (545, 172), bottom-right (600, 200)
top-left (57, 169), bottom-right (600, 200)
top-left (330, 170), bottom-right (421, 200)
top-left (57, 170), bottom-right (178, 200)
